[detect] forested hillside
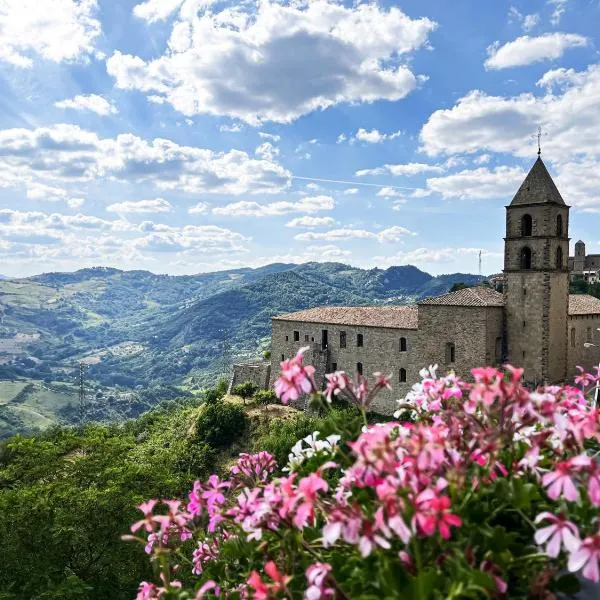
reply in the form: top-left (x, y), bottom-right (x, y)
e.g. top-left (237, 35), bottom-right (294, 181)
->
top-left (0, 262), bottom-right (483, 437)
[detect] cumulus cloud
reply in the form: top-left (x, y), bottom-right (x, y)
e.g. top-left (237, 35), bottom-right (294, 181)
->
top-left (376, 187), bottom-right (405, 199)
top-left (343, 188), bottom-right (359, 195)
top-left (219, 123), bottom-right (243, 133)
top-left (285, 216), bottom-right (336, 228)
top-left (188, 201), bottom-right (210, 215)
top-left (213, 195), bottom-right (334, 217)
top-left (425, 166), bottom-right (526, 200)
top-left (420, 64), bottom-right (600, 160)
top-left (295, 225), bottom-right (415, 243)
top-left (255, 142), bottom-right (279, 160)
top-left (356, 162), bottom-right (444, 177)
top-left (55, 94), bottom-right (118, 116)
top-left (107, 198), bottom-right (173, 214)
top-left (484, 33), bottom-right (588, 70)
top-left (508, 7), bottom-right (539, 32)
top-left (355, 128), bottom-right (402, 144)
top-left (0, 0), bottom-right (101, 68)
top-left (0, 124), bottom-right (290, 195)
top-left (110, 0), bottom-right (436, 124)
top-left (549, 0), bottom-right (569, 26)
top-left (374, 247), bottom-right (499, 267)
top-left (258, 132), bottom-right (281, 142)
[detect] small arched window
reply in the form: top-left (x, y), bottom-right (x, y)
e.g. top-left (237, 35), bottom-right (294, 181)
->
top-left (521, 214), bottom-right (533, 236)
top-left (571, 328), bottom-right (576, 348)
top-left (400, 337), bottom-right (407, 352)
top-left (556, 246), bottom-right (563, 269)
top-left (520, 247), bottom-right (532, 269)
top-left (356, 362), bottom-right (363, 376)
top-left (399, 368), bottom-right (407, 383)
top-left (556, 214), bottom-right (563, 237)
top-left (357, 334), bottom-right (363, 347)
top-left (445, 342), bottom-right (456, 364)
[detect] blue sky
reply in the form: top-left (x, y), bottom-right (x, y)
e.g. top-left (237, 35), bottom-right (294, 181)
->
top-left (0, 0), bottom-right (599, 277)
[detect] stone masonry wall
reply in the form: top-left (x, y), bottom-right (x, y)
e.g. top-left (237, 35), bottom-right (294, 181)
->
top-left (567, 314), bottom-right (600, 379)
top-left (270, 318), bottom-right (420, 414)
top-left (418, 305), bottom-right (503, 380)
top-left (229, 362), bottom-right (271, 393)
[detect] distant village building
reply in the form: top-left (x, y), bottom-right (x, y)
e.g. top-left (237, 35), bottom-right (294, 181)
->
top-left (569, 240), bottom-right (600, 284)
top-left (231, 157), bottom-right (600, 413)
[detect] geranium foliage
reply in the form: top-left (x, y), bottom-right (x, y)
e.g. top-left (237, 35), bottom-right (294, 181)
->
top-left (127, 348), bottom-right (600, 599)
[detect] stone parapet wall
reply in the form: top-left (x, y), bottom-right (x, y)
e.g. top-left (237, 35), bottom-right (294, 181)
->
top-left (229, 362), bottom-right (271, 393)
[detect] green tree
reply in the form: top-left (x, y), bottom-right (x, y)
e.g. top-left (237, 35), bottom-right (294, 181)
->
top-left (231, 381), bottom-right (258, 405)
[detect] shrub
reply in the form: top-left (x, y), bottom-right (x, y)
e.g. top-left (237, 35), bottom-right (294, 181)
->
top-left (231, 381), bottom-right (258, 404)
top-left (215, 378), bottom-right (229, 398)
top-left (195, 402), bottom-right (248, 448)
top-left (253, 389), bottom-right (277, 405)
top-left (203, 388), bottom-right (223, 405)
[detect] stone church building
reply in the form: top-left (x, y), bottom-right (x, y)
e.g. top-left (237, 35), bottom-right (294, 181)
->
top-left (234, 157), bottom-right (600, 414)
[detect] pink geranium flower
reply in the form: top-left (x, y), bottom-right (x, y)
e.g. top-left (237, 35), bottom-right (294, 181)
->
top-left (275, 346), bottom-right (316, 404)
top-left (568, 534), bottom-right (600, 583)
top-left (412, 490), bottom-right (461, 539)
top-left (542, 455), bottom-right (591, 501)
top-left (534, 512), bottom-right (580, 558)
top-left (131, 500), bottom-right (158, 533)
top-left (305, 562), bottom-right (335, 600)
top-left (248, 561), bottom-right (291, 600)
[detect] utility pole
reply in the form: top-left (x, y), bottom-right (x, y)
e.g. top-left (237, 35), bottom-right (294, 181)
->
top-left (78, 361), bottom-right (87, 429)
top-left (478, 250), bottom-right (482, 278)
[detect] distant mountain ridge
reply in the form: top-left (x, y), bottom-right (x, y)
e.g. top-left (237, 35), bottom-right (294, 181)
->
top-left (0, 262), bottom-right (484, 435)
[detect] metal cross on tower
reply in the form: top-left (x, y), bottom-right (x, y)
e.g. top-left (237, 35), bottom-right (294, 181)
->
top-left (535, 126), bottom-right (546, 156)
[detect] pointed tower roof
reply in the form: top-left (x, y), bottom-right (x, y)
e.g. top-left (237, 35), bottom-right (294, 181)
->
top-left (510, 157), bottom-right (566, 207)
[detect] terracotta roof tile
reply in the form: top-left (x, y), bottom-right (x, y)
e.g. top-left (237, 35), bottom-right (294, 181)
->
top-left (273, 305), bottom-right (418, 330)
top-left (568, 294), bottom-right (600, 316)
top-left (419, 286), bottom-right (504, 307)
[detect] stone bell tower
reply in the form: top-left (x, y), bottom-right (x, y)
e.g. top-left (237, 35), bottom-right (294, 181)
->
top-left (503, 156), bottom-right (570, 384)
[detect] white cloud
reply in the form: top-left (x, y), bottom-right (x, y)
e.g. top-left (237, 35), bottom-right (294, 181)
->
top-left (219, 123), bottom-right (243, 133)
top-left (189, 201), bottom-right (210, 215)
top-left (356, 162), bottom-right (444, 177)
top-left (374, 247), bottom-right (497, 267)
top-left (473, 154), bottom-right (491, 165)
top-left (420, 64), bottom-right (600, 160)
top-left (549, 0), bottom-right (569, 26)
top-left (425, 166), bottom-right (526, 200)
top-left (109, 0), bottom-right (436, 124)
top-left (133, 0), bottom-right (187, 24)
top-left (0, 0), bottom-right (101, 68)
top-left (508, 7), bottom-right (539, 32)
top-left (258, 132), bottom-right (280, 142)
top-left (355, 128), bottom-right (402, 143)
top-left (343, 188), bottom-right (359, 195)
top-left (107, 198), bottom-right (173, 214)
top-left (376, 187), bottom-right (405, 199)
top-left (285, 216), bottom-right (335, 228)
top-left (67, 197), bottom-right (85, 209)
top-left (484, 33), bottom-right (587, 70)
top-left (213, 195), bottom-right (334, 217)
top-left (133, 223), bottom-right (248, 254)
top-left (55, 94), bottom-right (118, 116)
top-left (295, 225), bottom-right (415, 243)
top-left (0, 124), bottom-right (290, 195)
top-left (255, 142), bottom-right (279, 160)
top-left (336, 133), bottom-right (347, 144)
top-left (305, 244), bottom-right (351, 260)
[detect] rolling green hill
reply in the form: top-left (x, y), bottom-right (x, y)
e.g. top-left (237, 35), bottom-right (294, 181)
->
top-left (0, 262), bottom-right (483, 436)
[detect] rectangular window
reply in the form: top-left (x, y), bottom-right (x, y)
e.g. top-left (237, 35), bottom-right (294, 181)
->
top-left (305, 334), bottom-right (309, 342)
top-left (356, 362), bottom-right (363, 375)
top-left (357, 333), bottom-right (363, 347)
top-left (322, 330), bottom-right (329, 349)
top-left (281, 354), bottom-right (285, 361)
top-left (294, 331), bottom-right (300, 342)
top-left (331, 362), bottom-right (337, 372)
top-left (285, 335), bottom-right (289, 341)
top-left (340, 331), bottom-right (346, 348)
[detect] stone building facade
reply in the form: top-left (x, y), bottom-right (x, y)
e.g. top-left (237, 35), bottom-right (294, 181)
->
top-left (254, 156), bottom-right (600, 414)
top-left (569, 240), bottom-right (600, 283)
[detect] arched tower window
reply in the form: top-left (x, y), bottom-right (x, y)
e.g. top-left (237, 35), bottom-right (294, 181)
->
top-left (356, 362), bottom-right (363, 376)
top-left (399, 337), bottom-right (407, 352)
top-left (399, 368), bottom-right (406, 383)
top-left (556, 214), bottom-right (563, 237)
top-left (521, 214), bottom-right (532, 236)
top-left (556, 246), bottom-right (563, 269)
top-left (445, 342), bottom-right (456, 364)
top-left (520, 247), bottom-right (532, 269)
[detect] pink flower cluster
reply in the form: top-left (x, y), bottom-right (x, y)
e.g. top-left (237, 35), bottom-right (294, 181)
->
top-left (129, 362), bottom-right (600, 596)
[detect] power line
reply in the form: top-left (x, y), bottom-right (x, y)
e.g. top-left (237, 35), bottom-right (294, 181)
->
top-left (291, 175), bottom-right (419, 191)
